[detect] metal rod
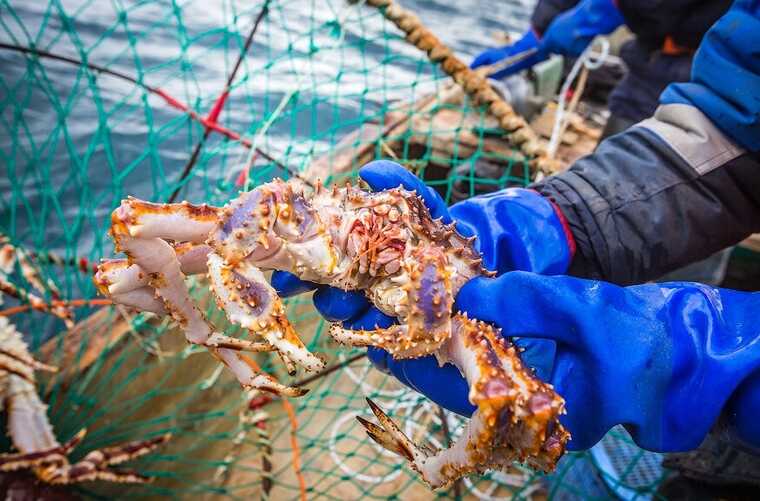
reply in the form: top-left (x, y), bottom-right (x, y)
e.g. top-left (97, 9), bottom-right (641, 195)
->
top-left (484, 47), bottom-right (539, 77)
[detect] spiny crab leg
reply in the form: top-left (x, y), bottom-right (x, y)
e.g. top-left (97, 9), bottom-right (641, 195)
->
top-left (331, 247), bottom-right (455, 358)
top-left (97, 254), bottom-right (299, 374)
top-left (206, 254), bottom-right (325, 372)
top-left (96, 248), bottom-right (285, 359)
top-left (355, 314), bottom-right (569, 489)
top-left (111, 286), bottom-right (168, 315)
top-left (0, 429), bottom-right (171, 484)
top-left (108, 198), bottom-right (315, 395)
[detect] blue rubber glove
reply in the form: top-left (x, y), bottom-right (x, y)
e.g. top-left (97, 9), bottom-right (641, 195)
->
top-left (470, 0), bottom-right (624, 78)
top-left (540, 0), bottom-right (624, 57)
top-left (273, 161), bottom-right (574, 415)
top-left (447, 272), bottom-right (760, 452)
top-left (660, 0), bottom-right (760, 151)
top-left (470, 29), bottom-right (548, 80)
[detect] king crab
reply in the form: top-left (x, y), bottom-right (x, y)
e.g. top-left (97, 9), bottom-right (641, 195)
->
top-left (95, 178), bottom-right (569, 488)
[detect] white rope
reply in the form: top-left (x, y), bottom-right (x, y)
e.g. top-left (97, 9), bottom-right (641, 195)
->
top-left (547, 37), bottom-right (610, 159)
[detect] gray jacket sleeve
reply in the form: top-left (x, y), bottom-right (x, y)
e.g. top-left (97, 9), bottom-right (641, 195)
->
top-left (533, 104), bottom-right (760, 285)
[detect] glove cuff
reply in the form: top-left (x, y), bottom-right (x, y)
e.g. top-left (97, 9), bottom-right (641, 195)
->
top-left (543, 192), bottom-right (577, 260)
top-left (449, 188), bottom-right (574, 275)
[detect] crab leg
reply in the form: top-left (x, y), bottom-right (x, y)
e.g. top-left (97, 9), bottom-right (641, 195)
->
top-left (328, 323), bottom-right (443, 359)
top-left (207, 253), bottom-right (325, 372)
top-left (0, 427), bottom-right (170, 484)
top-left (112, 198), bottom-right (221, 242)
top-left (111, 287), bottom-right (167, 315)
top-left (44, 433), bottom-right (171, 484)
top-left (95, 243), bottom-right (211, 296)
top-left (330, 247), bottom-right (453, 357)
top-left (0, 373), bottom-right (170, 484)
top-left (111, 203), bottom-right (302, 394)
top-left (103, 200), bottom-right (305, 374)
top-left (97, 251), bottom-right (278, 352)
top-left (355, 314), bottom-right (568, 489)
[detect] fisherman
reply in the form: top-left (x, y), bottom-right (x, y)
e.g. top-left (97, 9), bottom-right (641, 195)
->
top-left (274, 0), bottom-right (760, 492)
top-left (470, 0), bottom-right (733, 139)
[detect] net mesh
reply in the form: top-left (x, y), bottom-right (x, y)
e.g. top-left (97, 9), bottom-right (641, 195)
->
top-left (0, 0), bottom-right (669, 498)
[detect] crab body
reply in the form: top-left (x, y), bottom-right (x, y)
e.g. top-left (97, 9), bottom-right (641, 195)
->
top-left (95, 178), bottom-right (569, 488)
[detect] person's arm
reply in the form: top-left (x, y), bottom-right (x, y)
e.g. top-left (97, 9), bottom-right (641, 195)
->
top-left (533, 0), bottom-right (760, 284)
top-left (471, 0), bottom-right (623, 78)
top-left (531, 0), bottom-right (580, 36)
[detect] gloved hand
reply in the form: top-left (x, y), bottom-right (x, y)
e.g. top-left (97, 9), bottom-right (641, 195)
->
top-left (539, 0), bottom-right (624, 57)
top-left (442, 272), bottom-right (760, 452)
top-left (273, 160), bottom-right (574, 415)
top-left (470, 0), bottom-right (624, 79)
top-left (470, 29), bottom-right (547, 80)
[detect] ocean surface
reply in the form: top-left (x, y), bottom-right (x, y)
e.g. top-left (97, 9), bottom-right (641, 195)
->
top-left (0, 0), bottom-right (532, 311)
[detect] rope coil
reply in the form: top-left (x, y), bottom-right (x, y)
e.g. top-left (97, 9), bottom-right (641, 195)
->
top-left (360, 0), bottom-right (561, 173)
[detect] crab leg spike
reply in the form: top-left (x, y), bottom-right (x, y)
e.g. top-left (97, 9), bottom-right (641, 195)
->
top-left (61, 429), bottom-right (88, 454)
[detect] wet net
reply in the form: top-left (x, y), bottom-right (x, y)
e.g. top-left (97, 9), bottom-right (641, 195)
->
top-left (0, 0), bottom-right (670, 498)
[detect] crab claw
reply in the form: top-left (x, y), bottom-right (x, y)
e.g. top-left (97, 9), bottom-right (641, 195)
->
top-left (357, 398), bottom-right (422, 464)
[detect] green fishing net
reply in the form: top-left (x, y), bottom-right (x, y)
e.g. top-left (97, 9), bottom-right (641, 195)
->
top-left (0, 0), bottom-right (671, 498)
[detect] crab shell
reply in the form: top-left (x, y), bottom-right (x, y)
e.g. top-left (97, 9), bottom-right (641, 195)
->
top-left (208, 180), bottom-right (490, 358)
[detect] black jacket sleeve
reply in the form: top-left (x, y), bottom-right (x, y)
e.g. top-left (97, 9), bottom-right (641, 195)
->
top-left (533, 104), bottom-right (760, 285)
top-left (616, 0), bottom-right (731, 52)
top-left (530, 0), bottom-right (579, 35)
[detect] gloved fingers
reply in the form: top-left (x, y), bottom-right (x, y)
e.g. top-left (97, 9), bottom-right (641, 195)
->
top-left (512, 337), bottom-right (556, 383)
top-left (470, 46), bottom-right (508, 69)
top-left (343, 307), bottom-right (396, 330)
top-left (367, 347), bottom-right (476, 418)
top-left (313, 286), bottom-right (372, 322)
top-left (454, 272), bottom-right (588, 347)
top-left (488, 51), bottom-right (548, 80)
top-left (359, 160), bottom-right (452, 224)
top-left (271, 271), bottom-right (319, 297)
